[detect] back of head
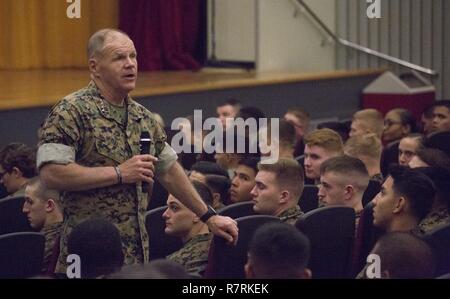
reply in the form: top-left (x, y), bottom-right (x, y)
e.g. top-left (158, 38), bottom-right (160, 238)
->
top-left (304, 128), bottom-right (344, 155)
top-left (205, 174), bottom-right (231, 202)
top-left (190, 161), bottom-right (229, 178)
top-left (237, 106), bottom-right (266, 121)
top-left (389, 165), bottom-right (435, 221)
top-left (277, 120), bottom-right (297, 148)
top-left (414, 166), bottom-right (450, 209)
top-left (237, 156), bottom-right (260, 174)
top-left (353, 109), bottom-right (384, 137)
top-left (320, 155), bottom-right (370, 193)
top-left (257, 158), bottom-right (304, 200)
top-left (247, 222), bottom-right (310, 279)
top-left (415, 148), bottom-right (450, 171)
top-left (391, 108), bottom-right (418, 133)
top-left (372, 232), bottom-right (435, 278)
top-left (424, 131), bottom-right (450, 158)
top-left (191, 180), bottom-right (214, 206)
top-left (345, 133), bottom-right (382, 161)
top-left (110, 260), bottom-right (191, 279)
top-left (67, 218), bottom-right (124, 278)
top-left (0, 143), bottom-right (36, 178)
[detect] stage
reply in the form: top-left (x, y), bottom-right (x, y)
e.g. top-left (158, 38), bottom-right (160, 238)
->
top-left (0, 68), bottom-right (384, 111)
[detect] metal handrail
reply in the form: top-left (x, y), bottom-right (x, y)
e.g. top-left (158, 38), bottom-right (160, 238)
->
top-left (292, 0), bottom-right (438, 76)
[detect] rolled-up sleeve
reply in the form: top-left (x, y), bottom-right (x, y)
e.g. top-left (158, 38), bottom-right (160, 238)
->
top-left (37, 143), bottom-right (76, 170)
top-left (154, 142), bottom-right (178, 176)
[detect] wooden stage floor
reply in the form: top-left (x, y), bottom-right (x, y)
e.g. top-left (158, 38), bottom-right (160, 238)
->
top-left (0, 68), bottom-right (384, 111)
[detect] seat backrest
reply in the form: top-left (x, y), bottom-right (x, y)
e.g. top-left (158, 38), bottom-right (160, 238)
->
top-left (296, 206), bottom-right (355, 278)
top-left (362, 180), bottom-right (381, 207)
top-left (298, 185), bottom-right (319, 213)
top-left (0, 196), bottom-right (33, 235)
top-left (144, 206), bottom-right (183, 261)
top-left (206, 215), bottom-right (280, 279)
top-left (218, 201), bottom-right (256, 219)
top-left (0, 232), bottom-right (45, 278)
top-left (424, 223), bottom-right (450, 277)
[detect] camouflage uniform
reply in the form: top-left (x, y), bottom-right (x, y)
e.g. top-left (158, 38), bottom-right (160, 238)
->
top-left (41, 222), bottom-right (63, 274)
top-left (166, 233), bottom-right (212, 277)
top-left (37, 81), bottom-right (177, 273)
top-left (279, 205), bottom-right (303, 225)
top-left (418, 207), bottom-right (450, 235)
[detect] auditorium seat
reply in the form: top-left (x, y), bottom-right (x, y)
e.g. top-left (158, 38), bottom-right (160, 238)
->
top-left (217, 201), bottom-right (255, 219)
top-left (204, 215), bottom-right (280, 279)
top-left (299, 185), bottom-right (319, 213)
top-left (296, 206), bottom-right (355, 278)
top-left (0, 196), bottom-right (33, 235)
top-left (0, 232), bottom-right (45, 278)
top-left (144, 206), bottom-right (183, 261)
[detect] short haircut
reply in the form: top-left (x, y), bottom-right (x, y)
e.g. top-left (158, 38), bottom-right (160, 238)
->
top-left (345, 133), bottom-right (382, 160)
top-left (388, 108), bottom-right (418, 133)
top-left (205, 174), bottom-right (231, 203)
top-left (415, 148), bottom-right (450, 171)
top-left (26, 177), bottom-right (60, 205)
top-left (286, 107), bottom-right (310, 123)
top-left (67, 218), bottom-right (124, 278)
top-left (237, 106), bottom-right (266, 122)
top-left (257, 158), bottom-right (304, 199)
top-left (87, 28), bottom-right (130, 59)
top-left (190, 161), bottom-right (229, 178)
top-left (433, 99), bottom-right (450, 111)
top-left (248, 222), bottom-right (310, 279)
top-left (414, 166), bottom-right (450, 209)
top-left (0, 143), bottom-right (36, 178)
top-left (353, 109), bottom-right (384, 137)
top-left (237, 156), bottom-right (260, 174)
top-left (191, 180), bottom-right (214, 206)
top-left (278, 120), bottom-right (297, 147)
top-left (372, 232), bottom-right (435, 279)
top-left (423, 131), bottom-right (450, 158)
top-left (218, 98), bottom-right (241, 108)
top-left (388, 165), bottom-right (435, 220)
top-left (403, 133), bottom-right (425, 147)
top-left (320, 155), bottom-right (370, 192)
top-left (304, 128), bottom-right (344, 154)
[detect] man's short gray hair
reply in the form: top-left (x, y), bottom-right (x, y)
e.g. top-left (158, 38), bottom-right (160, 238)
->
top-left (87, 28), bottom-right (130, 59)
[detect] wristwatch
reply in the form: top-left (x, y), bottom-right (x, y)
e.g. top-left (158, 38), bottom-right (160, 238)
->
top-left (200, 205), bottom-right (218, 223)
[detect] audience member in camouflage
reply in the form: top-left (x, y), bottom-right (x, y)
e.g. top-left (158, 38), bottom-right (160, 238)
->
top-left (167, 233), bottom-right (212, 277)
top-left (279, 205), bottom-right (303, 225)
top-left (163, 181), bottom-right (215, 276)
top-left (37, 29), bottom-right (238, 274)
top-left (22, 177), bottom-right (63, 274)
top-left (419, 206), bottom-right (450, 234)
top-left (251, 158), bottom-right (305, 223)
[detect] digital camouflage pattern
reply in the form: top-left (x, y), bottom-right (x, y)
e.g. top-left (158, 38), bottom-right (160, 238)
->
top-left (38, 81), bottom-right (169, 273)
top-left (279, 205), bottom-right (303, 225)
top-left (166, 233), bottom-right (212, 277)
top-left (41, 222), bottom-right (63, 274)
top-left (418, 207), bottom-right (450, 235)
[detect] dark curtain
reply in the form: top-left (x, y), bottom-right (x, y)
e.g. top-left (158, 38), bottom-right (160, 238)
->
top-left (119, 0), bottom-right (202, 71)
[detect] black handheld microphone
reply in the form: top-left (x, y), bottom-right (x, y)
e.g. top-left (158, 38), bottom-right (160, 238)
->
top-left (140, 132), bottom-right (152, 194)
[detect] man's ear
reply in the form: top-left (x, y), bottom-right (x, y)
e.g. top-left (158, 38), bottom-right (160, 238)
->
top-left (46, 199), bottom-right (56, 213)
top-left (279, 190), bottom-right (290, 204)
top-left (393, 196), bottom-right (406, 214)
top-left (89, 58), bottom-right (99, 77)
top-left (212, 193), bottom-right (221, 208)
top-left (11, 167), bottom-right (23, 179)
top-left (344, 185), bottom-right (354, 201)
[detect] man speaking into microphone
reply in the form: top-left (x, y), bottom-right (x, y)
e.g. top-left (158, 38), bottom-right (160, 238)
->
top-left (37, 29), bottom-right (238, 275)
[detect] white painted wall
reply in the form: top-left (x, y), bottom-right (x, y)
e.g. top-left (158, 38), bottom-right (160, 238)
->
top-left (257, 0), bottom-right (336, 72)
top-left (207, 0), bottom-right (256, 62)
top-left (207, 0), bottom-right (336, 72)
